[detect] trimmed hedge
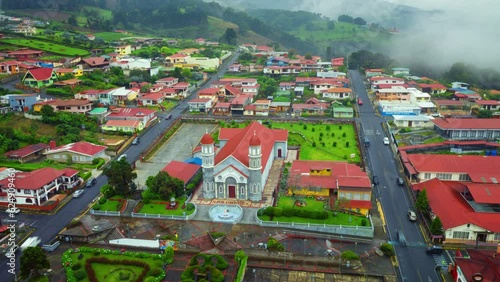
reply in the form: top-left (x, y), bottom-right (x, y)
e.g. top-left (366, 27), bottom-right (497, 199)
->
top-left (79, 171), bottom-right (92, 181)
top-left (263, 206), bottom-right (328, 220)
top-left (234, 251), bottom-right (248, 282)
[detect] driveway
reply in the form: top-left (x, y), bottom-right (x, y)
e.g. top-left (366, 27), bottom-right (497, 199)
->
top-left (134, 123), bottom-right (218, 187)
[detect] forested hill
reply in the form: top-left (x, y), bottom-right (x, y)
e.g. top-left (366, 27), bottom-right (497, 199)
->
top-left (2, 0), bottom-right (317, 54)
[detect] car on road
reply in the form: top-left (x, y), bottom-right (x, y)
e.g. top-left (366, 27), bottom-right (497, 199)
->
top-left (397, 177), bottom-right (404, 186)
top-left (85, 177), bottom-right (96, 188)
top-left (358, 98), bottom-right (363, 105)
top-left (383, 137), bottom-right (390, 145)
top-left (73, 189), bottom-right (84, 198)
top-left (6, 207), bottom-right (21, 214)
top-left (132, 137), bottom-right (140, 145)
top-left (92, 226), bottom-right (100, 232)
top-left (4, 245), bottom-right (19, 258)
top-left (372, 175), bottom-right (379, 185)
top-left (407, 210), bottom-right (417, 221)
top-left (166, 114), bottom-right (172, 120)
top-left (117, 154), bottom-right (127, 161)
top-left (426, 245), bottom-right (443, 255)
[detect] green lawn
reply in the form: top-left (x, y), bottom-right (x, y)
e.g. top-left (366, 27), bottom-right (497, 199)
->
top-left (259, 210), bottom-right (368, 226)
top-left (277, 196), bottom-right (325, 211)
top-left (138, 198), bottom-right (194, 216)
top-left (99, 196), bottom-right (124, 211)
top-left (94, 32), bottom-right (130, 41)
top-left (0, 160), bottom-right (98, 172)
top-left (66, 249), bottom-right (165, 282)
top-left (274, 122), bottom-right (361, 162)
top-left (1, 39), bottom-right (89, 56)
top-left (423, 136), bottom-right (446, 144)
top-left (144, 100), bottom-right (177, 111)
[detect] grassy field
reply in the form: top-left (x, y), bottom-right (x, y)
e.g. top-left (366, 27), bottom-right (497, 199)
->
top-left (98, 196), bottom-right (125, 211)
top-left (67, 250), bottom-right (164, 282)
top-left (138, 198), bottom-right (194, 216)
top-left (277, 196), bottom-right (325, 211)
top-left (94, 32), bottom-right (130, 41)
top-left (273, 122), bottom-right (361, 162)
top-left (1, 38), bottom-right (89, 56)
top-left (144, 100), bottom-right (177, 111)
top-left (0, 160), bottom-right (99, 172)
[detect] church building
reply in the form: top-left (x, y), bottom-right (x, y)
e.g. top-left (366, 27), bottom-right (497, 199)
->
top-left (200, 122), bottom-right (288, 202)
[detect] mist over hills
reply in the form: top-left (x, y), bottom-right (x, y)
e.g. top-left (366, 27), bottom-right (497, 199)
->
top-left (209, 0), bottom-right (500, 71)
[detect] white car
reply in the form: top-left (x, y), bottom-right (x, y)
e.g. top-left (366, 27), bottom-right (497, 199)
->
top-left (6, 208), bottom-right (21, 214)
top-left (73, 190), bottom-right (84, 198)
top-left (383, 137), bottom-right (390, 145)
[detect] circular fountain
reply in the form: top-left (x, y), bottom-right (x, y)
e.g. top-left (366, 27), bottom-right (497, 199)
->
top-left (209, 205), bottom-right (243, 223)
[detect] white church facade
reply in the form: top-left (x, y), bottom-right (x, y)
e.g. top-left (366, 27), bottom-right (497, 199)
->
top-left (199, 122), bottom-right (288, 202)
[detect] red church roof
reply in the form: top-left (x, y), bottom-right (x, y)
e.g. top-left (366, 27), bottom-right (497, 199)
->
top-left (215, 122), bottom-right (287, 170)
top-left (432, 118), bottom-right (500, 130)
top-left (200, 133), bottom-right (214, 145)
top-left (163, 161), bottom-right (201, 184)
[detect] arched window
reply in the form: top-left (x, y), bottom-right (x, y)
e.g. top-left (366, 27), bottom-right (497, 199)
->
top-left (252, 184), bottom-right (257, 193)
top-left (219, 185), bottom-right (224, 194)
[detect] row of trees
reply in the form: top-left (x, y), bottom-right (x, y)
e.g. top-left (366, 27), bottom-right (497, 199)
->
top-left (338, 14), bottom-right (367, 26)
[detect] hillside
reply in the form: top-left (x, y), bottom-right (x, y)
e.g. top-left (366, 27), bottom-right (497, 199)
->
top-left (3, 0), bottom-right (307, 52)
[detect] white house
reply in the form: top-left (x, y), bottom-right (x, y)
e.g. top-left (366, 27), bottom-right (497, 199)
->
top-left (378, 101), bottom-right (421, 116)
top-left (370, 76), bottom-right (405, 90)
top-left (392, 115), bottom-right (435, 128)
top-left (321, 87), bottom-right (353, 99)
top-left (392, 68), bottom-right (410, 76)
top-left (184, 57), bottom-right (220, 70)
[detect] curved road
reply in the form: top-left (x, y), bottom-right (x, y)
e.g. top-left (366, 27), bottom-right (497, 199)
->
top-left (351, 70), bottom-right (441, 282)
top-left (0, 50), bottom-right (241, 279)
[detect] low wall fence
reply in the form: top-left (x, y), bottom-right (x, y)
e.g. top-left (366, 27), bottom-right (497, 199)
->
top-left (90, 209), bottom-right (121, 216)
top-left (255, 212), bottom-right (374, 238)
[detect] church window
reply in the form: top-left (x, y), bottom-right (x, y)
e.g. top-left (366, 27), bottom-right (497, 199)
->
top-left (219, 185), bottom-right (224, 194)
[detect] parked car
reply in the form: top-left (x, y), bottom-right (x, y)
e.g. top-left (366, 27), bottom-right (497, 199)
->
top-left (4, 245), bottom-right (19, 258)
top-left (383, 137), bottom-right (390, 145)
top-left (397, 177), bottom-right (404, 186)
top-left (426, 245), bottom-right (443, 255)
top-left (117, 154), bottom-right (127, 161)
top-left (372, 175), bottom-right (379, 185)
top-left (92, 226), bottom-right (100, 232)
top-left (166, 114), bottom-right (172, 120)
top-left (358, 98), bottom-right (363, 105)
top-left (86, 177), bottom-right (96, 188)
top-left (407, 210), bottom-right (417, 221)
top-left (132, 137), bottom-right (140, 145)
top-left (73, 189), bottom-right (84, 198)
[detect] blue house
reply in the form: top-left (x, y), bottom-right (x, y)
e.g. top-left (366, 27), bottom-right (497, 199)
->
top-left (265, 56), bottom-right (289, 66)
top-left (8, 94), bottom-right (38, 111)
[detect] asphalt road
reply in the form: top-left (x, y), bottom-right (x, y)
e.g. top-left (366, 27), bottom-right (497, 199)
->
top-left (0, 51), bottom-right (241, 279)
top-left (350, 70), bottom-right (442, 281)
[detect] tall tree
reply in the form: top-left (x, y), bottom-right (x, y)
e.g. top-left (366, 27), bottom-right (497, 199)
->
top-left (145, 171), bottom-right (184, 199)
top-left (68, 14), bottom-right (78, 26)
top-left (416, 189), bottom-right (429, 212)
top-left (430, 216), bottom-right (444, 235)
top-left (220, 28), bottom-right (237, 45)
top-left (103, 158), bottom-right (137, 198)
top-left (353, 17), bottom-right (367, 26)
top-left (325, 46), bottom-right (332, 61)
top-left (20, 246), bottom-right (50, 279)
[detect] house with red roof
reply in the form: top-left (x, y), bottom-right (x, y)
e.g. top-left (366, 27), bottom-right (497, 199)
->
top-left (375, 86), bottom-right (411, 102)
top-left (21, 67), bottom-right (57, 88)
top-left (451, 249), bottom-right (500, 282)
top-left (365, 69), bottom-right (383, 76)
top-left (474, 99), bottom-right (500, 112)
top-left (163, 161), bottom-right (201, 187)
top-left (44, 141), bottom-right (108, 164)
top-left (101, 119), bottom-right (144, 133)
top-left (156, 77), bottom-right (179, 87)
top-left (322, 87), bottom-right (353, 99)
top-left (403, 153), bottom-right (500, 182)
top-left (4, 143), bottom-right (50, 163)
top-left (331, 57), bottom-right (344, 68)
top-left (292, 98), bottom-right (330, 116)
top-left (413, 178), bottom-right (500, 245)
top-left (288, 160), bottom-right (372, 215)
top-left (0, 167), bottom-right (80, 206)
top-left (417, 83), bottom-right (447, 95)
top-left (279, 82), bottom-right (296, 91)
top-left (165, 54), bottom-right (188, 66)
top-left (7, 49), bottom-right (43, 60)
top-left (74, 89), bottom-right (108, 101)
top-left (432, 118), bottom-right (500, 141)
top-left (188, 98), bottom-right (213, 113)
top-left (198, 122), bottom-right (288, 201)
top-left (136, 92), bottom-right (165, 106)
top-left (0, 60), bottom-right (20, 75)
top-left (311, 78), bottom-right (348, 94)
top-left (79, 57), bottom-right (110, 70)
top-left (370, 76), bottom-right (405, 90)
top-left (105, 107), bottom-right (157, 128)
top-left (34, 98), bottom-right (93, 114)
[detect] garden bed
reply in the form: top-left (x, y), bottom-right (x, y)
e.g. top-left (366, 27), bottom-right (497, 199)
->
top-left (62, 247), bottom-right (171, 282)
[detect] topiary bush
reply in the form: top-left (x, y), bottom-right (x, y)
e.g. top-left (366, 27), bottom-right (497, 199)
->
top-left (74, 270), bottom-right (86, 281)
top-left (186, 203), bottom-right (195, 211)
top-left (380, 243), bottom-right (395, 256)
top-left (148, 267), bottom-right (162, 277)
top-left (341, 250), bottom-right (360, 261)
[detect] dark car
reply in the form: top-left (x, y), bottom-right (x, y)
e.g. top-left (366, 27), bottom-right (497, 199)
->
top-left (132, 137), bottom-right (140, 145)
top-left (86, 177), bottom-right (96, 188)
top-left (397, 177), bottom-right (404, 186)
top-left (372, 175), bottom-right (379, 185)
top-left (426, 245), bottom-right (443, 255)
top-left (166, 114), bottom-right (172, 120)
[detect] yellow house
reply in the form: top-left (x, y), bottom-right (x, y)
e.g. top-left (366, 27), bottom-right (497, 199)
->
top-left (287, 160), bottom-right (372, 216)
top-left (55, 68), bottom-right (83, 77)
top-left (114, 45), bottom-right (132, 56)
top-left (101, 120), bottom-right (144, 133)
